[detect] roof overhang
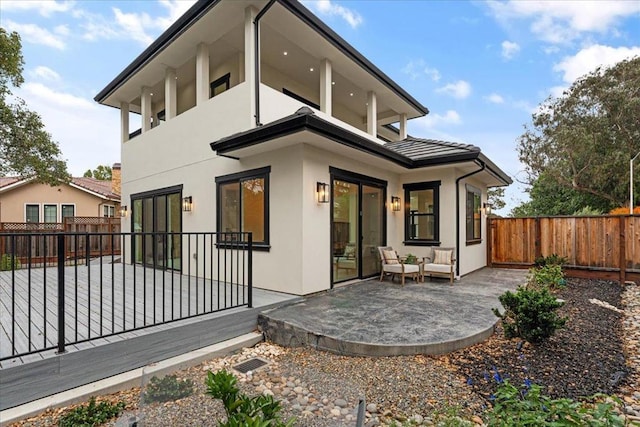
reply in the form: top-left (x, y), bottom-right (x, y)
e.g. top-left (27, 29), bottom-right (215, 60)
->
top-left (210, 109), bottom-right (512, 186)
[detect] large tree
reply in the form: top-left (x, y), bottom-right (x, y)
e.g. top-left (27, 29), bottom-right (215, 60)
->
top-left (84, 165), bottom-right (112, 180)
top-left (0, 28), bottom-right (69, 184)
top-left (517, 56), bottom-right (640, 212)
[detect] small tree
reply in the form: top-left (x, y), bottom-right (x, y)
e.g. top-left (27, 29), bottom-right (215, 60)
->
top-left (83, 165), bottom-right (112, 180)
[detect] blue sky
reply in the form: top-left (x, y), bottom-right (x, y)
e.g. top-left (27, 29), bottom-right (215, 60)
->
top-left (2, 0), bottom-right (639, 215)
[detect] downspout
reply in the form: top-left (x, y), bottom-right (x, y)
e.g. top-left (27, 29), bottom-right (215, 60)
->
top-left (254, 0), bottom-right (277, 127)
top-left (455, 160), bottom-right (485, 277)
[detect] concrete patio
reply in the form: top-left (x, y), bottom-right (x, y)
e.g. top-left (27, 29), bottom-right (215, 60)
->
top-left (258, 268), bottom-right (527, 356)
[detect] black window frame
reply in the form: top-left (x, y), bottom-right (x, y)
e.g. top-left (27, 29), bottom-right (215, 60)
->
top-left (403, 181), bottom-right (441, 246)
top-left (210, 73), bottom-right (230, 98)
top-left (466, 184), bottom-right (482, 245)
top-left (282, 88), bottom-right (320, 110)
top-left (61, 204), bottom-right (75, 220)
top-left (215, 166), bottom-right (270, 251)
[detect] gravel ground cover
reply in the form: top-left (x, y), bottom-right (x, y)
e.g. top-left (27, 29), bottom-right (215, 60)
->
top-left (9, 277), bottom-right (640, 426)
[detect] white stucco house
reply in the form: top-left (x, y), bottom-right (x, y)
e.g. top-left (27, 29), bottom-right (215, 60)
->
top-left (94, 0), bottom-right (511, 296)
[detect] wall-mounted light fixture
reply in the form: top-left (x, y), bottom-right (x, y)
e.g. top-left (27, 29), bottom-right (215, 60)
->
top-left (119, 205), bottom-right (128, 217)
top-left (316, 182), bottom-right (329, 203)
top-left (483, 202), bottom-right (492, 215)
top-left (182, 196), bottom-right (193, 212)
top-left (391, 196), bottom-right (401, 212)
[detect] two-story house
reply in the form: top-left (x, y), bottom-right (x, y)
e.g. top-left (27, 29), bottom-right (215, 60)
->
top-left (95, 0), bottom-right (511, 295)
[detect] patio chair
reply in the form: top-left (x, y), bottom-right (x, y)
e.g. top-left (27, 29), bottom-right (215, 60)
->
top-left (377, 246), bottom-right (421, 286)
top-left (422, 247), bottom-right (456, 284)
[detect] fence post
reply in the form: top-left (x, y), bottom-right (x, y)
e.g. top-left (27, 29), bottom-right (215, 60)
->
top-left (620, 216), bottom-right (627, 284)
top-left (534, 217), bottom-right (542, 262)
top-left (57, 233), bottom-right (66, 354)
top-left (486, 217), bottom-right (493, 267)
top-left (247, 232), bottom-right (253, 308)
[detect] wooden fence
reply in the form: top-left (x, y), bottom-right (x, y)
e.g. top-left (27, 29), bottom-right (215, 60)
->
top-left (488, 215), bottom-right (640, 282)
top-left (0, 217), bottom-right (121, 265)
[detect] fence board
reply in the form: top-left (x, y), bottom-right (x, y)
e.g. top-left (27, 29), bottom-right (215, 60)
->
top-left (489, 215), bottom-right (640, 282)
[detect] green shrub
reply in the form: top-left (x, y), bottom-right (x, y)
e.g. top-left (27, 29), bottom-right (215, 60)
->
top-left (485, 379), bottom-right (625, 426)
top-left (527, 264), bottom-right (566, 291)
top-left (0, 254), bottom-right (20, 271)
top-left (143, 374), bottom-right (193, 403)
top-left (205, 369), bottom-right (294, 427)
top-left (58, 396), bottom-right (125, 427)
top-left (493, 286), bottom-right (567, 343)
top-left (533, 253), bottom-right (568, 267)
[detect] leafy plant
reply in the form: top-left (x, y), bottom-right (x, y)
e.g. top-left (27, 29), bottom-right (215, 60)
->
top-left (58, 396), bottom-right (125, 427)
top-left (405, 253), bottom-right (417, 264)
top-left (493, 286), bottom-right (567, 343)
top-left (527, 264), bottom-right (566, 291)
top-left (485, 379), bottom-right (625, 426)
top-left (0, 254), bottom-right (20, 271)
top-left (143, 374), bottom-right (193, 403)
top-left (533, 253), bottom-right (568, 267)
top-left (205, 369), bottom-right (294, 427)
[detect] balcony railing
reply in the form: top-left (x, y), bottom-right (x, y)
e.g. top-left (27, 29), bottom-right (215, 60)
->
top-left (0, 231), bottom-right (253, 361)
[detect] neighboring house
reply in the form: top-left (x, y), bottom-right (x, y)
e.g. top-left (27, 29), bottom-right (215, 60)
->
top-left (94, 0), bottom-right (511, 296)
top-left (0, 164), bottom-right (121, 223)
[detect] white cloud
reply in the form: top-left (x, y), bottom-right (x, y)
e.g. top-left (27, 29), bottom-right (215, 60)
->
top-left (549, 85), bottom-right (568, 98)
top-left (486, 0), bottom-right (640, 44)
top-left (303, 0), bottom-right (363, 29)
top-left (14, 84), bottom-right (120, 176)
top-left (501, 40), bottom-right (520, 60)
top-left (401, 59), bottom-right (441, 81)
top-left (436, 80), bottom-right (472, 99)
top-left (513, 99), bottom-right (538, 115)
top-left (2, 20), bottom-right (66, 49)
top-left (1, 0), bottom-right (74, 17)
top-left (30, 66), bottom-right (61, 82)
top-left (415, 110), bottom-right (462, 128)
top-left (78, 0), bottom-right (197, 46)
top-left (485, 93), bottom-right (505, 104)
top-left (554, 44), bottom-right (640, 84)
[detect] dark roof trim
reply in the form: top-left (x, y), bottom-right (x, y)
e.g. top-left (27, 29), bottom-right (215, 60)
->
top-left (94, 0), bottom-right (221, 103)
top-left (95, 0), bottom-right (429, 116)
top-left (277, 0), bottom-right (428, 115)
top-left (210, 109), bottom-right (509, 184)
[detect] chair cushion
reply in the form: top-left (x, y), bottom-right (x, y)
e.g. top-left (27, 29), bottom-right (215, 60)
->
top-left (423, 263), bottom-right (453, 274)
top-left (344, 244), bottom-right (356, 258)
top-left (433, 249), bottom-right (452, 265)
top-left (384, 264), bottom-right (420, 274)
top-left (382, 249), bottom-right (399, 264)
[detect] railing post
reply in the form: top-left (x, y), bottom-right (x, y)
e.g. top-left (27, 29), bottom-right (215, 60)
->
top-left (57, 233), bottom-right (66, 354)
top-left (247, 232), bottom-right (253, 308)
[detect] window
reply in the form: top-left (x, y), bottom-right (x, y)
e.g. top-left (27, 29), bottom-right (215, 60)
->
top-left (131, 185), bottom-right (182, 270)
top-left (103, 205), bottom-right (115, 217)
top-left (44, 204), bottom-right (57, 223)
top-left (62, 205), bottom-right (75, 220)
top-left (210, 73), bottom-right (230, 98)
top-left (216, 166), bottom-right (270, 248)
top-left (282, 88), bottom-right (320, 110)
top-left (403, 181), bottom-right (440, 245)
top-left (466, 185), bottom-right (482, 244)
top-left (25, 204), bottom-right (39, 223)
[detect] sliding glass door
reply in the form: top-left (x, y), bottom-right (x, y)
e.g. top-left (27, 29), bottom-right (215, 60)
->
top-left (331, 169), bottom-right (386, 285)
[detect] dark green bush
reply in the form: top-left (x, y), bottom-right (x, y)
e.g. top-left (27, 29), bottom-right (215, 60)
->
top-left (58, 396), bottom-right (125, 427)
top-left (143, 374), bottom-right (193, 403)
top-left (0, 254), bottom-right (20, 271)
top-left (493, 286), bottom-right (567, 343)
top-left (205, 369), bottom-right (294, 427)
top-left (486, 380), bottom-right (625, 426)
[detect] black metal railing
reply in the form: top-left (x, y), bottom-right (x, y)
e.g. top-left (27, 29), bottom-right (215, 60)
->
top-left (0, 231), bottom-right (252, 361)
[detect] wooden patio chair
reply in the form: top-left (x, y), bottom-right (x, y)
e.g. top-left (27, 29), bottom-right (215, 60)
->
top-left (377, 246), bottom-right (420, 286)
top-left (422, 247), bottom-right (456, 284)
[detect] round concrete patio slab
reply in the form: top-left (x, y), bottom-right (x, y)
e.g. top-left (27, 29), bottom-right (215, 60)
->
top-left (258, 268), bottom-right (527, 356)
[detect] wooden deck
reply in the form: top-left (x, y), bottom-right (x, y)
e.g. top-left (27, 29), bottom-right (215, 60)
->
top-left (0, 262), bottom-right (299, 410)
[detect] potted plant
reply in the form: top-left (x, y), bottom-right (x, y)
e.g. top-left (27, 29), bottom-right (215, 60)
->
top-left (405, 253), bottom-right (417, 264)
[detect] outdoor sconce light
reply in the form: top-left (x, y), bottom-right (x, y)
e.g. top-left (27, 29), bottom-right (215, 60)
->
top-left (182, 196), bottom-right (193, 212)
top-left (391, 196), bottom-right (401, 212)
top-left (119, 205), bottom-right (128, 217)
top-left (483, 202), bottom-right (492, 215)
top-left (317, 182), bottom-right (329, 203)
